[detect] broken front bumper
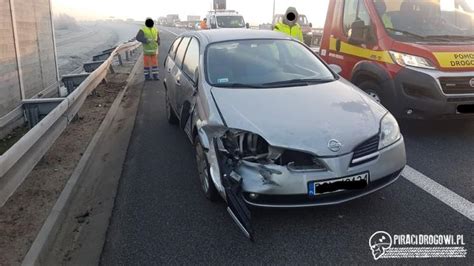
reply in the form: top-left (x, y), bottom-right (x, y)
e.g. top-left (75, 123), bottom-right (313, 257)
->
top-left (233, 138), bottom-right (406, 208)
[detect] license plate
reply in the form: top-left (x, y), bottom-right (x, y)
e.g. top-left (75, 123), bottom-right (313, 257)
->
top-left (308, 172), bottom-right (369, 196)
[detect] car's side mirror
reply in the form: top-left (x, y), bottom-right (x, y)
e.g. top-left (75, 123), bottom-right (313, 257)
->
top-left (348, 20), bottom-right (368, 45)
top-left (246, 23), bottom-right (250, 29)
top-left (329, 64), bottom-right (342, 74)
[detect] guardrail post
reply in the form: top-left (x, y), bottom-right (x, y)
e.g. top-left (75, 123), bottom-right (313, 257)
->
top-left (92, 52), bottom-right (111, 61)
top-left (125, 51), bottom-right (130, 61)
top-left (22, 99), bottom-right (65, 129)
top-left (83, 61), bottom-right (105, 73)
top-left (61, 73), bottom-right (90, 94)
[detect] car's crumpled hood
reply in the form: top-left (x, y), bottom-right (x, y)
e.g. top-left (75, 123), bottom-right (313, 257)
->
top-left (211, 80), bottom-right (387, 156)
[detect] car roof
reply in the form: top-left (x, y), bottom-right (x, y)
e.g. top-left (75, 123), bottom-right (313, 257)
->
top-left (181, 29), bottom-right (292, 45)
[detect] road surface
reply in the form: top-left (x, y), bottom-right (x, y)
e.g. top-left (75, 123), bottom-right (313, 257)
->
top-left (100, 27), bottom-right (473, 264)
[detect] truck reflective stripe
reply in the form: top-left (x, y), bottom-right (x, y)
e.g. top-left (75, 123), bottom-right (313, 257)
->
top-left (329, 37), bottom-right (393, 64)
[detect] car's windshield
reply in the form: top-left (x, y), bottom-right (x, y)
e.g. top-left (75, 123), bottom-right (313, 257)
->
top-left (206, 39), bottom-right (335, 88)
top-left (373, 0), bottom-right (474, 41)
top-left (216, 16), bottom-right (245, 28)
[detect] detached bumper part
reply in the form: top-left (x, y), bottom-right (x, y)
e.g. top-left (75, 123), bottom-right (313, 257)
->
top-left (214, 138), bottom-right (254, 241)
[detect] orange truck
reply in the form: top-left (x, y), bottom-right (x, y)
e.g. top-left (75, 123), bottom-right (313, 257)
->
top-left (320, 0), bottom-right (474, 118)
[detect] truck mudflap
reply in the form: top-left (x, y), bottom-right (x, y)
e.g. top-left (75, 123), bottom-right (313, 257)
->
top-left (213, 138), bottom-right (254, 241)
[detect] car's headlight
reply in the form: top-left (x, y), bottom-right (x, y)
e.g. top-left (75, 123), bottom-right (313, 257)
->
top-left (389, 51), bottom-right (436, 69)
top-left (379, 113), bottom-right (401, 149)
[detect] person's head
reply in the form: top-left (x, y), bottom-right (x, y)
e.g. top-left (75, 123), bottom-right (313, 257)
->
top-left (283, 7), bottom-right (299, 26)
top-left (145, 18), bottom-right (154, 28)
top-left (204, 18), bottom-right (207, 22)
top-left (374, 1), bottom-right (387, 15)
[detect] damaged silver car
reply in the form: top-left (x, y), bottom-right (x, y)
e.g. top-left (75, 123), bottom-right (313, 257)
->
top-left (164, 29), bottom-right (406, 240)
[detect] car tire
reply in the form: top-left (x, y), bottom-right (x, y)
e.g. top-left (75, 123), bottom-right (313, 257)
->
top-left (166, 90), bottom-right (179, 125)
top-left (358, 81), bottom-right (383, 104)
top-left (194, 136), bottom-right (219, 202)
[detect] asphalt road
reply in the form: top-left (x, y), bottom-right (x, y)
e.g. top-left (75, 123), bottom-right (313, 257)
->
top-left (100, 28), bottom-right (473, 264)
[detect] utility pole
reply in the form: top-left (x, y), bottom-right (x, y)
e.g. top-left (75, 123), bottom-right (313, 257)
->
top-left (272, 0), bottom-right (276, 21)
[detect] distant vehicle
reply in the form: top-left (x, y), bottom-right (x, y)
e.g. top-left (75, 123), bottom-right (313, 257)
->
top-left (158, 17), bottom-right (167, 26)
top-left (272, 14), bottom-right (313, 45)
top-left (164, 29), bottom-right (406, 239)
top-left (320, 0), bottom-right (474, 119)
top-left (206, 10), bottom-right (249, 29)
top-left (166, 14), bottom-right (180, 27)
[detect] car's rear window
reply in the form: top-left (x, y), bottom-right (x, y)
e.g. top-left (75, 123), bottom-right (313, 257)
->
top-left (206, 39), bottom-right (335, 88)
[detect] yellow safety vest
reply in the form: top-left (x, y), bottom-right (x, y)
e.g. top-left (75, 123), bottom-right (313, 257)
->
top-left (274, 22), bottom-right (304, 42)
top-left (142, 26), bottom-right (159, 55)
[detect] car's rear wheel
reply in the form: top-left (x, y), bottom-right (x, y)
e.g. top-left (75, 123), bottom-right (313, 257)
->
top-left (195, 136), bottom-right (219, 201)
top-left (358, 81), bottom-right (383, 104)
top-left (166, 90), bottom-right (179, 125)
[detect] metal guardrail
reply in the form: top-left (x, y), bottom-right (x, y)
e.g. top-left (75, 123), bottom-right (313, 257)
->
top-left (0, 41), bottom-right (141, 207)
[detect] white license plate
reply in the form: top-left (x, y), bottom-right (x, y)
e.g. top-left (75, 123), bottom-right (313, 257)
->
top-left (308, 172), bottom-right (369, 196)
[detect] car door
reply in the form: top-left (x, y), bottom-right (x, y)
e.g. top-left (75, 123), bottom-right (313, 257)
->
top-left (327, 0), bottom-right (376, 79)
top-left (177, 37), bottom-right (200, 132)
top-left (165, 37), bottom-right (182, 111)
top-left (170, 37), bottom-right (191, 113)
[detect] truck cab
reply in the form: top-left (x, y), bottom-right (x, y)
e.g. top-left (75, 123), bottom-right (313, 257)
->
top-left (320, 0), bottom-right (474, 119)
top-left (206, 10), bottom-right (249, 29)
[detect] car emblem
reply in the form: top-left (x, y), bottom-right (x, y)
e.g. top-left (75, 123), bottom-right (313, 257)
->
top-left (328, 139), bottom-right (342, 152)
top-left (470, 78), bottom-right (474, 88)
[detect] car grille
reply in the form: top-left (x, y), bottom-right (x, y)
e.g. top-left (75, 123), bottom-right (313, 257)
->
top-left (351, 135), bottom-right (379, 166)
top-left (439, 77), bottom-right (474, 95)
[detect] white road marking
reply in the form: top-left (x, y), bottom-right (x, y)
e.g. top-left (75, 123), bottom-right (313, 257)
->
top-left (402, 166), bottom-right (474, 222)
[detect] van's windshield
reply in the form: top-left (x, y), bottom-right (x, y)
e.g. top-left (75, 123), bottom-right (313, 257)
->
top-left (216, 16), bottom-right (245, 28)
top-left (373, 0), bottom-right (474, 42)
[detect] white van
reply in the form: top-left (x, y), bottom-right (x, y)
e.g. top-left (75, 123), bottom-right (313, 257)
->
top-left (206, 10), bottom-right (249, 29)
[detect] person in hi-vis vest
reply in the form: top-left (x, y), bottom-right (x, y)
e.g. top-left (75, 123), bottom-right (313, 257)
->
top-left (136, 18), bottom-right (160, 80)
top-left (273, 7), bottom-right (304, 42)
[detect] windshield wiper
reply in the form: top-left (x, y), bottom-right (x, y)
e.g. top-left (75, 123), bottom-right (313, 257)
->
top-left (261, 78), bottom-right (334, 87)
top-left (386, 28), bottom-right (427, 40)
top-left (215, 83), bottom-right (265, 88)
top-left (424, 35), bottom-right (474, 41)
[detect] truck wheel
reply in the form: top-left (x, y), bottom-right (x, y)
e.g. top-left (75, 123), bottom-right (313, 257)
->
top-left (195, 136), bottom-right (219, 202)
top-left (358, 81), bottom-right (383, 104)
top-left (166, 90), bottom-right (179, 125)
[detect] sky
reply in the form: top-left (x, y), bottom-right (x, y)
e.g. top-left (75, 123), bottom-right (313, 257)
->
top-left (52, 0), bottom-right (330, 27)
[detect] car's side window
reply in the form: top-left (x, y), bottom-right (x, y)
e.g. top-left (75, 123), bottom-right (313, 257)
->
top-left (342, 0), bottom-right (371, 36)
top-left (175, 37), bottom-right (191, 69)
top-left (169, 37), bottom-right (182, 60)
top-left (182, 38), bottom-right (199, 83)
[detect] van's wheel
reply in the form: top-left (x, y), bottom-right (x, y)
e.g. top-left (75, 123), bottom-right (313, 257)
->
top-left (195, 136), bottom-right (219, 202)
top-left (358, 81), bottom-right (383, 104)
top-left (166, 90), bottom-right (179, 125)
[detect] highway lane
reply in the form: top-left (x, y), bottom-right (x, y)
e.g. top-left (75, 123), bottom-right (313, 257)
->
top-left (100, 29), bottom-right (473, 264)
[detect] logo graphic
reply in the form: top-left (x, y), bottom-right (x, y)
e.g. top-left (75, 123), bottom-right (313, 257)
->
top-left (369, 231), bottom-right (393, 260)
top-left (328, 139), bottom-right (342, 152)
top-left (469, 78), bottom-right (474, 88)
top-left (369, 231), bottom-right (467, 260)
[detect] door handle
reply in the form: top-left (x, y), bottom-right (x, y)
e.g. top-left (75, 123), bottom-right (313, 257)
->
top-left (176, 79), bottom-right (181, 86)
top-left (167, 68), bottom-right (171, 73)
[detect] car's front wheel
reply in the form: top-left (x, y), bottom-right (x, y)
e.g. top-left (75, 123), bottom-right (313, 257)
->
top-left (166, 89), bottom-right (179, 125)
top-left (358, 81), bottom-right (383, 104)
top-left (195, 136), bottom-right (219, 201)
